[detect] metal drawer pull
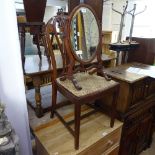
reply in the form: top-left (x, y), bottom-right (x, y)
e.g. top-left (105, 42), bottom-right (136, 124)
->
top-left (107, 140), bottom-right (114, 145)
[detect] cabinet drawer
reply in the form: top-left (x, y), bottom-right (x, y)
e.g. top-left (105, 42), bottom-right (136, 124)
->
top-left (79, 127), bottom-right (121, 155)
top-left (104, 145), bottom-right (119, 155)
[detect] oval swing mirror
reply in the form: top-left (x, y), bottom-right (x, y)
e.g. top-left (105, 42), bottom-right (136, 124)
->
top-left (70, 5), bottom-right (100, 62)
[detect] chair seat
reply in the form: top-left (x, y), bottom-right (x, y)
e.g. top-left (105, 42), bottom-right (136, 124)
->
top-left (56, 72), bottom-right (118, 97)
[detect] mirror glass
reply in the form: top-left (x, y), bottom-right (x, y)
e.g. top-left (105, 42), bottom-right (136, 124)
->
top-left (70, 7), bottom-right (99, 61)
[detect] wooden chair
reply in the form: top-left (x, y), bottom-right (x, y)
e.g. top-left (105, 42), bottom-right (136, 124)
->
top-left (43, 4), bottom-right (119, 150)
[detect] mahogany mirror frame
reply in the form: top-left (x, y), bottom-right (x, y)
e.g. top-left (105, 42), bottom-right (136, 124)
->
top-left (68, 4), bottom-right (102, 65)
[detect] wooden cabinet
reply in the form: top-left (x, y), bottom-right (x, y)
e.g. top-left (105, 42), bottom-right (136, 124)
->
top-left (120, 124), bottom-right (138, 155)
top-left (103, 63), bottom-right (155, 155)
top-left (136, 114), bottom-right (153, 154)
top-left (120, 109), bottom-right (153, 155)
top-left (35, 109), bottom-right (123, 155)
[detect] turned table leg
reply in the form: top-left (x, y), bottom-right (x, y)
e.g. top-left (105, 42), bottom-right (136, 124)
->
top-left (33, 77), bottom-right (43, 118)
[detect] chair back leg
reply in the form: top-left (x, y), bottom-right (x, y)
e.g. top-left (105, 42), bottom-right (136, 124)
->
top-left (74, 103), bottom-right (81, 149)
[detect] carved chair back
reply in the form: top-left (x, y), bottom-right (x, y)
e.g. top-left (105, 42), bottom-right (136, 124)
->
top-left (42, 3), bottom-right (118, 150)
top-left (44, 3), bottom-right (110, 90)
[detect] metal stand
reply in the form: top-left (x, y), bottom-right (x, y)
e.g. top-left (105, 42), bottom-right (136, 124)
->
top-left (127, 4), bottom-right (147, 43)
top-left (112, 1), bottom-right (128, 43)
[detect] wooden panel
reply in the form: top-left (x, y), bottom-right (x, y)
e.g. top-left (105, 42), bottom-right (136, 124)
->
top-left (106, 145), bottom-right (119, 155)
top-left (36, 137), bottom-right (49, 155)
top-left (136, 114), bottom-right (153, 154)
top-left (68, 0), bottom-right (80, 14)
top-left (130, 79), bottom-right (146, 107)
top-left (79, 129), bottom-right (120, 155)
top-left (84, 0), bottom-right (103, 24)
top-left (23, 0), bottom-right (47, 22)
top-left (35, 111), bottom-right (122, 155)
top-left (128, 37), bottom-right (155, 65)
top-left (100, 79), bottom-right (131, 113)
top-left (119, 124), bottom-right (138, 155)
top-left (68, 0), bottom-right (103, 24)
top-left (147, 78), bottom-right (155, 96)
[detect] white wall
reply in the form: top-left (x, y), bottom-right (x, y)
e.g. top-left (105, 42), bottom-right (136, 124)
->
top-left (0, 1), bottom-right (32, 155)
top-left (44, 6), bottom-right (60, 23)
top-left (127, 0), bottom-right (155, 38)
top-left (102, 0), bottom-right (127, 41)
top-left (103, 0), bottom-right (155, 39)
top-left (47, 0), bottom-right (67, 7)
top-left (103, 0), bottom-right (126, 31)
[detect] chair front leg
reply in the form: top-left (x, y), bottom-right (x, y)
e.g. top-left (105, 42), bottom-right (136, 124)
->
top-left (110, 87), bottom-right (119, 127)
top-left (51, 82), bottom-right (57, 118)
top-left (74, 103), bottom-right (81, 150)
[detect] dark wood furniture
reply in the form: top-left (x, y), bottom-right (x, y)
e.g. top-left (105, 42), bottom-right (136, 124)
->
top-left (101, 63), bottom-right (155, 155)
top-left (23, 0), bottom-right (46, 22)
top-left (25, 53), bottom-right (115, 118)
top-left (109, 42), bottom-right (139, 65)
top-left (127, 37), bottom-right (155, 65)
top-left (18, 22), bottom-right (45, 71)
top-left (68, 0), bottom-right (103, 25)
top-left (18, 0), bottom-right (47, 70)
top-left (43, 3), bottom-right (120, 150)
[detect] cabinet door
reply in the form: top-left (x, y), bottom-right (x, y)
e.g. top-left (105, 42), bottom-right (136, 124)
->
top-left (136, 114), bottom-right (153, 155)
top-left (130, 80), bottom-right (145, 107)
top-left (119, 125), bottom-right (139, 155)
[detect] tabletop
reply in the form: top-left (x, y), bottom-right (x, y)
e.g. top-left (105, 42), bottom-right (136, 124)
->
top-left (105, 62), bottom-right (155, 83)
top-left (24, 50), bottom-right (115, 76)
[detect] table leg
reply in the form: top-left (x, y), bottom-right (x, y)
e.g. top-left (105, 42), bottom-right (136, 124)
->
top-left (33, 77), bottom-right (43, 118)
top-left (36, 34), bottom-right (42, 60)
top-left (116, 51), bottom-right (120, 66)
top-left (20, 26), bottom-right (26, 72)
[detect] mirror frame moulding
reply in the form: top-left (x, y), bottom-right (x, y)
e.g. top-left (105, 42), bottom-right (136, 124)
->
top-left (68, 4), bottom-right (102, 65)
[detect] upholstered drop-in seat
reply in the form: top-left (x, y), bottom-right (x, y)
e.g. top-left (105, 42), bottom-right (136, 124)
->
top-left (57, 72), bottom-right (118, 98)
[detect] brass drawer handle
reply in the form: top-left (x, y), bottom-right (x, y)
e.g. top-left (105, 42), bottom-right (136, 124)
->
top-left (107, 140), bottom-right (114, 146)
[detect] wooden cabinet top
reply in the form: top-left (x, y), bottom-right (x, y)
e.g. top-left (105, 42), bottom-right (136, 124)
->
top-left (105, 63), bottom-right (155, 83)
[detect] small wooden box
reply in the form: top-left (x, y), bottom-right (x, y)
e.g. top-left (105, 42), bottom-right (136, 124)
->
top-left (35, 111), bottom-right (122, 155)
